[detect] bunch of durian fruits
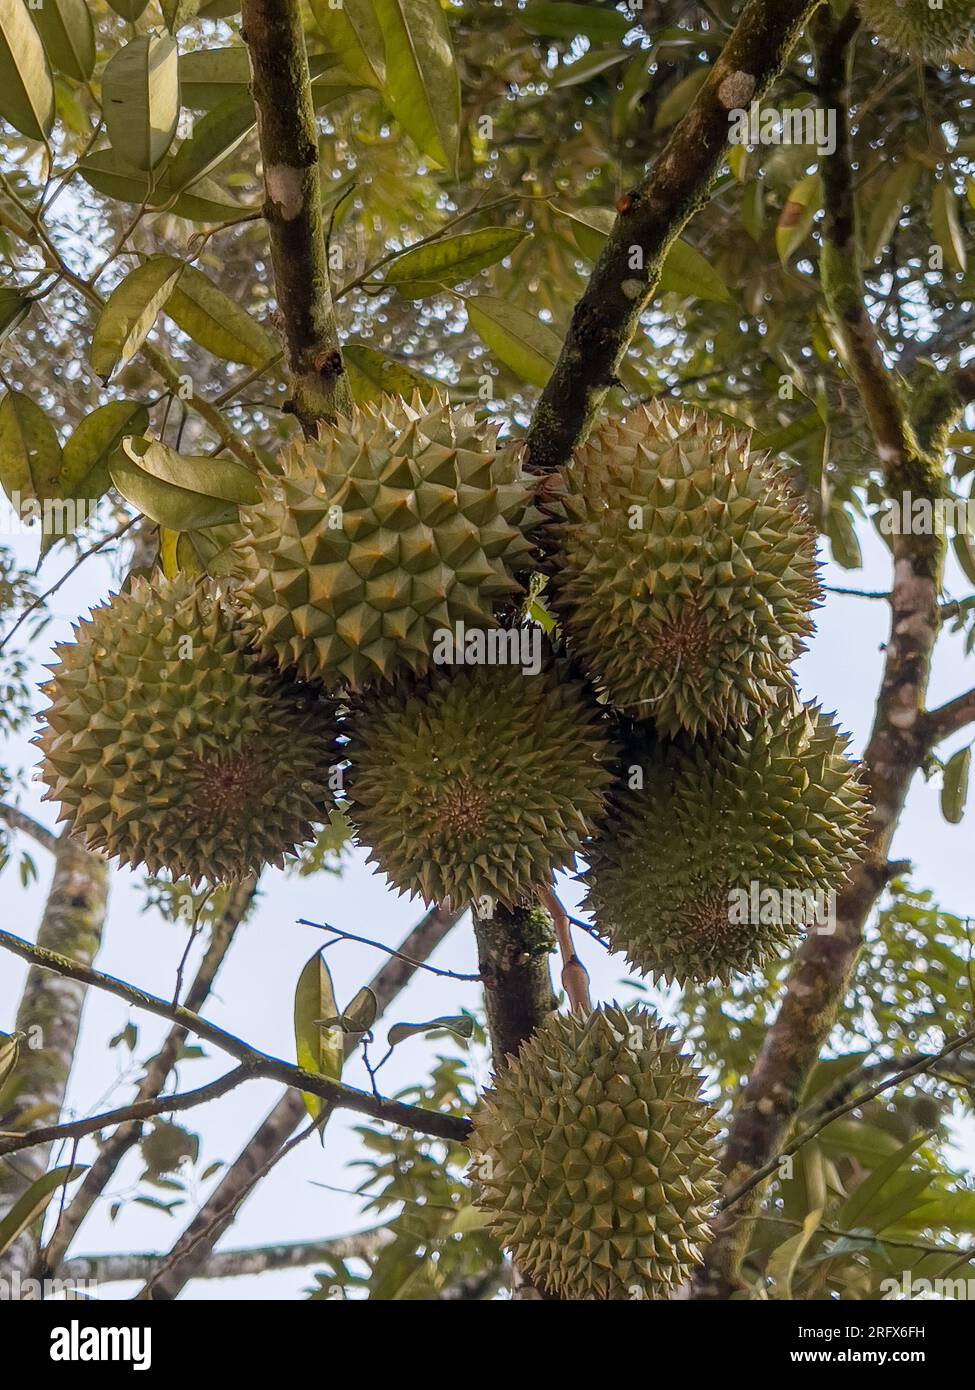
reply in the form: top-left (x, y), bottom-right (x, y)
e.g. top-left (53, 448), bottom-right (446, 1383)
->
top-left (36, 388), bottom-right (869, 1299)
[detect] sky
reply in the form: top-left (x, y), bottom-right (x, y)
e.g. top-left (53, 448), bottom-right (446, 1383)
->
top-left (1, 515), bottom-right (974, 1300)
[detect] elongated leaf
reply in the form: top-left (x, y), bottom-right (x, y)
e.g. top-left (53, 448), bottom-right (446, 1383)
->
top-left (179, 46), bottom-right (352, 111)
top-left (340, 986), bottom-right (378, 1036)
top-left (102, 33), bottom-right (180, 171)
top-left (826, 504), bottom-right (863, 570)
top-left (652, 67), bottom-right (709, 130)
top-left (342, 342), bottom-right (434, 403)
top-left (385, 227), bottom-right (528, 297)
top-left (31, 0), bottom-right (94, 83)
top-left (941, 746), bottom-right (971, 825)
top-left (552, 202), bottom-right (615, 260)
top-left (776, 172), bottom-right (822, 263)
top-left (836, 1135), bottom-right (927, 1233)
top-left (132, 438), bottom-right (259, 504)
top-left (0, 1030), bottom-right (19, 1092)
top-left (551, 46), bottom-right (630, 88)
top-left (105, 0), bottom-right (148, 17)
top-left (309, 0), bottom-right (385, 88)
top-left (61, 401), bottom-right (149, 503)
top-left (465, 296), bottom-right (560, 388)
top-left (521, 2), bottom-right (631, 43)
top-left (161, 258), bottom-right (278, 368)
top-left (90, 257), bottom-right (183, 379)
top-left (766, 1208), bottom-right (822, 1300)
top-left (0, 0), bottom-right (54, 140)
top-left (0, 1165), bottom-right (87, 1258)
top-left (387, 1014), bottom-right (475, 1047)
top-left (0, 391), bottom-right (62, 504)
top-left (79, 150), bottom-right (247, 223)
top-left (111, 441), bottom-right (238, 531)
top-left (162, 0), bottom-right (199, 31)
top-left (659, 240), bottom-right (731, 303)
top-left (166, 96), bottom-right (255, 193)
top-left (932, 179), bottom-right (967, 275)
top-left (0, 286), bottom-right (31, 344)
top-left (295, 949), bottom-right (343, 1121)
top-left (863, 161), bottom-right (920, 264)
top-left (372, 0), bottom-right (460, 173)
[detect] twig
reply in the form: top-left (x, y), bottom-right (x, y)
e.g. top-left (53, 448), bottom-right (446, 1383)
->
top-left (298, 918), bottom-right (480, 981)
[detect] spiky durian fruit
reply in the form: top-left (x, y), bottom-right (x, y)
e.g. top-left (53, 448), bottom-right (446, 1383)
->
top-left (583, 697), bottom-right (867, 985)
top-left (234, 393), bottom-right (538, 692)
top-left (860, 0), bottom-right (975, 61)
top-left (545, 402), bottom-right (820, 735)
top-left (468, 1005), bottom-right (720, 1300)
top-left (344, 660), bottom-right (615, 907)
top-left (36, 575), bottom-right (336, 885)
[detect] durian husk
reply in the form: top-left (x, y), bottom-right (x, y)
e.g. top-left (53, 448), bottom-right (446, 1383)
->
top-left (860, 0), bottom-right (975, 61)
top-left (468, 1005), bottom-right (720, 1301)
top-left (545, 402), bottom-right (821, 736)
top-left (36, 575), bottom-right (336, 885)
top-left (344, 658), bottom-right (616, 908)
top-left (583, 694), bottom-right (869, 985)
top-left (234, 392), bottom-right (539, 692)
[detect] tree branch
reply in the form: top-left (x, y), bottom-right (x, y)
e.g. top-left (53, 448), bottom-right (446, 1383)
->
top-left (241, 0), bottom-right (353, 433)
top-left (920, 689), bottom-right (975, 748)
top-left (523, 0), bottom-right (824, 474)
top-left (0, 928), bottom-right (470, 1144)
top-left (124, 905), bottom-right (466, 1299)
top-left (0, 802), bottom-right (58, 855)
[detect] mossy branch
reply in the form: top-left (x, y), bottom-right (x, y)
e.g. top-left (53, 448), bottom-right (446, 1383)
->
top-left (524, 0), bottom-right (824, 474)
top-left (240, 0), bottom-right (353, 433)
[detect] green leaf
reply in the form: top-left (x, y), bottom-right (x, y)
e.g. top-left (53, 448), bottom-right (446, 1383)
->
top-left (0, 1165), bottom-right (87, 1258)
top-left (826, 504), bottom-right (863, 570)
top-left (102, 33), bottom-right (180, 171)
top-left (61, 400), bottom-right (149, 502)
top-left (295, 949), bottom-right (344, 1121)
top-left (776, 172), bottom-right (822, 264)
top-left (340, 986), bottom-right (378, 1035)
top-left (387, 1015), bottom-right (475, 1047)
top-left (0, 1030), bottom-right (20, 1092)
top-left (0, 390), bottom-right (62, 505)
top-left (953, 531), bottom-right (975, 586)
top-left (105, 0), bottom-right (149, 18)
top-left (0, 286), bottom-right (32, 345)
top-left (372, 0), bottom-right (460, 173)
top-left (342, 342), bottom-right (434, 403)
top-left (161, 258), bottom-right (278, 368)
top-left (131, 438), bottom-right (259, 504)
top-left (659, 240), bottom-right (731, 303)
top-left (464, 295), bottom-right (560, 388)
top-left (165, 96), bottom-right (255, 193)
top-left (110, 439), bottom-right (239, 531)
top-left (178, 45), bottom-right (251, 108)
top-left (550, 46), bottom-right (630, 89)
top-left (741, 181), bottom-right (765, 243)
top-left (552, 202), bottom-right (616, 260)
top-left (521, 2), bottom-right (632, 43)
top-left (385, 227), bottom-right (528, 297)
top-left (31, 0), bottom-right (94, 83)
top-left (309, 0), bottom-right (385, 88)
top-left (79, 150), bottom-right (247, 223)
top-left (0, 0), bottom-right (54, 140)
top-left (931, 179), bottom-right (967, 275)
top-left (835, 1134), bottom-right (927, 1234)
top-left (161, 0), bottom-right (199, 31)
top-left (90, 256), bottom-right (184, 380)
top-left (652, 67), bottom-right (709, 130)
top-left (766, 1208), bottom-right (822, 1300)
top-left (941, 746), bottom-right (971, 825)
top-left (863, 161), bottom-right (920, 264)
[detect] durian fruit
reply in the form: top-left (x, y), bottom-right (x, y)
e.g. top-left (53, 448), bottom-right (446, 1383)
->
top-left (344, 660), bottom-right (615, 907)
top-left (583, 696), bottom-right (868, 985)
top-left (234, 393), bottom-right (537, 691)
top-left (545, 402), bottom-right (820, 736)
top-left (468, 1005), bottom-right (720, 1300)
top-left (36, 575), bottom-right (336, 885)
top-left (860, 0), bottom-right (975, 61)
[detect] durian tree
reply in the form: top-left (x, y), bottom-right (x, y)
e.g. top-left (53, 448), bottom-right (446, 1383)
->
top-left (1, 0), bottom-right (975, 1308)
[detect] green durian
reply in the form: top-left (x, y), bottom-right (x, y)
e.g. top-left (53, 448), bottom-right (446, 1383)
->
top-left (468, 1005), bottom-right (720, 1301)
top-left (344, 659), bottom-right (616, 908)
top-left (583, 696), bottom-right (868, 985)
top-left (860, 0), bottom-right (975, 61)
top-left (36, 575), bottom-right (336, 885)
top-left (545, 402), bottom-right (821, 735)
top-left (234, 392), bottom-right (538, 692)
